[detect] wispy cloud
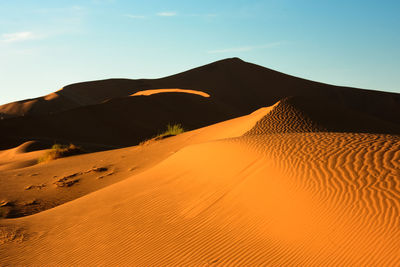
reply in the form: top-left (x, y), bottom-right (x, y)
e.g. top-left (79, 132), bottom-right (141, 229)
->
top-left (125, 14), bottom-right (147, 19)
top-left (91, 0), bottom-right (116, 4)
top-left (186, 13), bottom-right (217, 18)
top-left (157, 11), bottom-right (177, 17)
top-left (207, 42), bottom-right (283, 54)
top-left (1, 32), bottom-right (40, 43)
top-left (125, 11), bottom-right (214, 20)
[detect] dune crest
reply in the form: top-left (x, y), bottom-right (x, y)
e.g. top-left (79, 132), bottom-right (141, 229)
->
top-left (131, 88), bottom-right (210, 97)
top-left (245, 96), bottom-right (400, 135)
top-left (245, 97), bottom-right (325, 134)
top-left (0, 141), bottom-right (49, 171)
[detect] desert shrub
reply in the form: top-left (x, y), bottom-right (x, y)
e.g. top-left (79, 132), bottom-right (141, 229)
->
top-left (153, 123), bottom-right (184, 140)
top-left (140, 123), bottom-right (184, 145)
top-left (163, 123), bottom-right (184, 136)
top-left (37, 144), bottom-right (83, 163)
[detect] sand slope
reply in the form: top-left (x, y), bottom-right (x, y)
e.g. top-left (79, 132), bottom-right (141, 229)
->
top-left (0, 107), bottom-right (271, 218)
top-left (0, 92), bottom-right (232, 150)
top-left (2, 58), bottom-right (400, 150)
top-left (0, 141), bottom-right (48, 172)
top-left (2, 58), bottom-right (400, 123)
top-left (1, 102), bottom-right (399, 266)
top-left (245, 96), bottom-right (400, 135)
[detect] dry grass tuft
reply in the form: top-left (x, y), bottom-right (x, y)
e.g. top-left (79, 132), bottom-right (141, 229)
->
top-left (159, 123), bottom-right (184, 137)
top-left (37, 144), bottom-right (83, 163)
top-left (140, 123), bottom-right (184, 146)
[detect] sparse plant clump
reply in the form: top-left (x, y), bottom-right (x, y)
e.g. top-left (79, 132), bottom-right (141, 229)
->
top-left (37, 144), bottom-right (83, 163)
top-left (140, 123), bottom-right (185, 145)
top-left (161, 123), bottom-right (185, 137)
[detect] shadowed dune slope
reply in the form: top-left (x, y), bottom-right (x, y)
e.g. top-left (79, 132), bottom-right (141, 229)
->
top-left (245, 96), bottom-right (400, 135)
top-left (0, 93), bottom-right (233, 150)
top-left (0, 80), bottom-right (140, 119)
top-left (244, 98), bottom-right (325, 134)
top-left (2, 58), bottom-right (400, 122)
top-left (1, 58), bottom-right (400, 149)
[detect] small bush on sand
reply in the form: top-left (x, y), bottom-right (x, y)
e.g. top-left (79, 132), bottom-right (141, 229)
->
top-left (37, 144), bottom-right (83, 163)
top-left (161, 123), bottom-right (184, 137)
top-left (140, 123), bottom-right (184, 145)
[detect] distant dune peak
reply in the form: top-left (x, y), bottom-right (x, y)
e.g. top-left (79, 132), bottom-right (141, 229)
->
top-left (131, 88), bottom-right (210, 98)
top-left (207, 57), bottom-right (246, 67)
top-left (245, 97), bottom-right (325, 135)
top-left (219, 57), bottom-right (244, 63)
top-left (246, 95), bottom-right (400, 135)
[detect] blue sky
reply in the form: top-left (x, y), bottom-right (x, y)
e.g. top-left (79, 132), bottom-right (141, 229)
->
top-left (1, 0), bottom-right (399, 105)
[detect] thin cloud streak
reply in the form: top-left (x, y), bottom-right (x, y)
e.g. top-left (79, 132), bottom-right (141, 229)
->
top-left (1, 32), bottom-right (40, 43)
top-left (125, 12), bottom-right (214, 20)
top-left (186, 13), bottom-right (217, 18)
top-left (207, 42), bottom-right (283, 54)
top-left (125, 14), bottom-right (146, 19)
top-left (157, 11), bottom-right (177, 17)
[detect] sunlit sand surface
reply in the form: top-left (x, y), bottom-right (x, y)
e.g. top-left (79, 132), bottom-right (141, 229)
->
top-left (1, 99), bottom-right (399, 265)
top-left (1, 59), bottom-right (399, 265)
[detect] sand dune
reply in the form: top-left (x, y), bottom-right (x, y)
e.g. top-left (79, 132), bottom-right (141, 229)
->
top-left (1, 59), bottom-right (400, 265)
top-left (1, 100), bottom-right (399, 265)
top-left (0, 107), bottom-right (271, 218)
top-left (0, 142), bottom-right (48, 172)
top-left (245, 96), bottom-right (400, 135)
top-left (2, 58), bottom-right (400, 150)
top-left (0, 93), bottom-right (232, 150)
top-left (0, 92), bottom-right (81, 120)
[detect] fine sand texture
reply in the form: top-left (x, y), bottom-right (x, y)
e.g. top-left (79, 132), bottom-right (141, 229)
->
top-left (1, 99), bottom-right (399, 266)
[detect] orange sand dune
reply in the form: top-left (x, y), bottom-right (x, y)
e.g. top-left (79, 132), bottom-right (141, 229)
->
top-left (0, 107), bottom-right (271, 218)
top-left (0, 141), bottom-right (49, 171)
top-left (1, 102), bottom-right (399, 265)
top-left (131, 88), bottom-right (210, 97)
